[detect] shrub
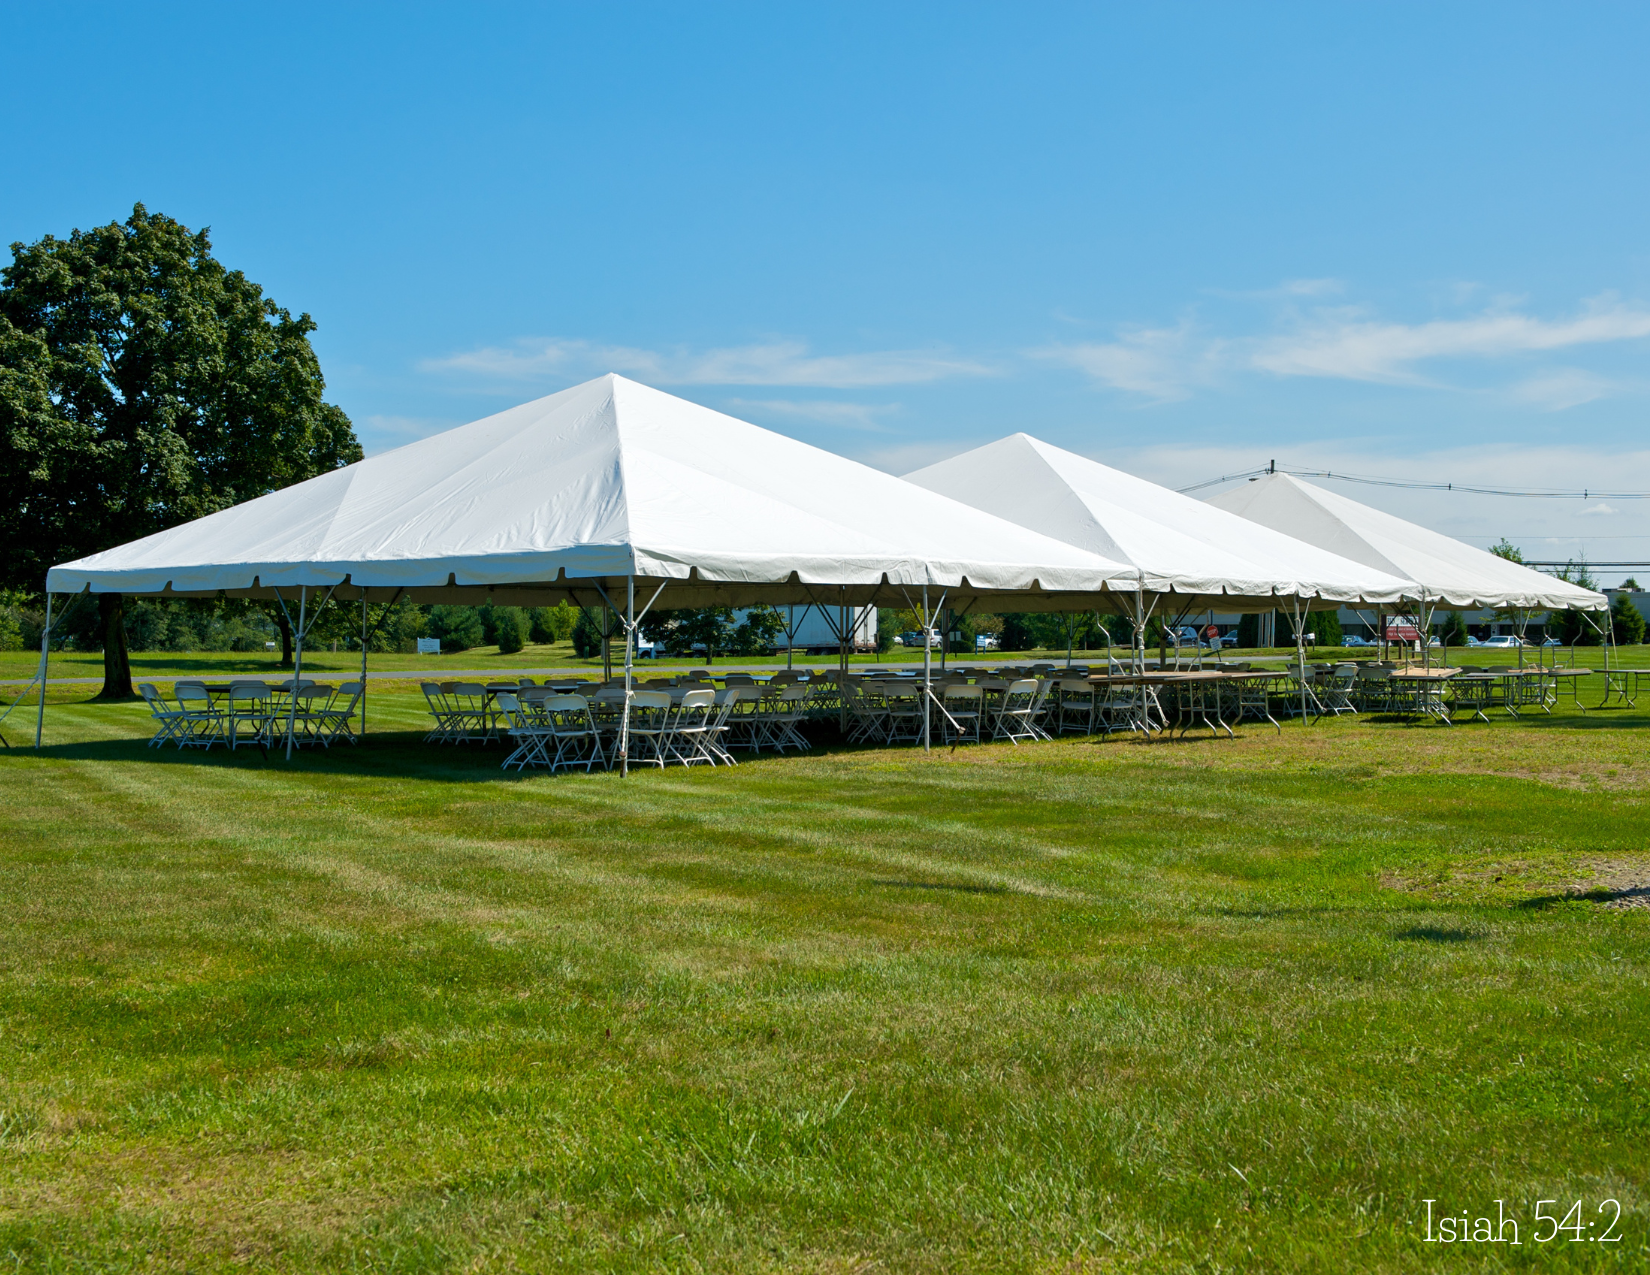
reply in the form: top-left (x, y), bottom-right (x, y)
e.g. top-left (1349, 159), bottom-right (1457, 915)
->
top-left (1308, 609), bottom-right (1342, 647)
top-left (491, 606), bottom-right (529, 654)
top-left (429, 605), bottom-right (485, 652)
top-left (531, 602), bottom-right (577, 644)
top-left (572, 608), bottom-right (605, 659)
top-left (1436, 612), bottom-right (1469, 647)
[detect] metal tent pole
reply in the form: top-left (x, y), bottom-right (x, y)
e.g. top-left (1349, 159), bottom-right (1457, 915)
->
top-left (285, 587), bottom-right (307, 760)
top-left (602, 606), bottom-right (612, 682)
top-left (1294, 598), bottom-right (1308, 724)
top-left (360, 596), bottom-right (370, 738)
top-left (922, 585), bottom-right (932, 753)
top-left (621, 575), bottom-right (634, 777)
top-left (839, 598), bottom-right (848, 734)
top-left (787, 604), bottom-right (794, 671)
top-left (1421, 591), bottom-right (1430, 672)
top-left (33, 593), bottom-right (53, 750)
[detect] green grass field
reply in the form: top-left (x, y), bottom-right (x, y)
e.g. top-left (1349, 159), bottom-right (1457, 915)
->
top-left (1, 687), bottom-right (1646, 1271)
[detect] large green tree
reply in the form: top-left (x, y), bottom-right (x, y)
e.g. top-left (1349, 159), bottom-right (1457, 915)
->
top-left (0, 205), bottom-right (360, 697)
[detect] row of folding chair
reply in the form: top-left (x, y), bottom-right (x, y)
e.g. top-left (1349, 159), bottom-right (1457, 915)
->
top-left (139, 681), bottom-right (362, 751)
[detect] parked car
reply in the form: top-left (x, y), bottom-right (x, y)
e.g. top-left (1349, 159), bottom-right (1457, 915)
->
top-left (1541, 636), bottom-right (1564, 647)
top-left (975, 634), bottom-right (999, 651)
top-left (1342, 634), bottom-right (1373, 647)
top-left (1479, 636), bottom-right (1526, 649)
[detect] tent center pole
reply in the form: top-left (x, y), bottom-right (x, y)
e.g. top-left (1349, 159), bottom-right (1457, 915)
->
top-left (787, 605), bottom-right (794, 671)
top-left (286, 586), bottom-right (307, 761)
top-left (33, 593), bottom-right (54, 750)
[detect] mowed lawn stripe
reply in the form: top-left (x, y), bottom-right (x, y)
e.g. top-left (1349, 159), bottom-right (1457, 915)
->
top-left (0, 690), bottom-right (1645, 1272)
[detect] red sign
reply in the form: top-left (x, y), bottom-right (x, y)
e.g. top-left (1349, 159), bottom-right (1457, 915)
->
top-left (1384, 618), bottom-right (1421, 641)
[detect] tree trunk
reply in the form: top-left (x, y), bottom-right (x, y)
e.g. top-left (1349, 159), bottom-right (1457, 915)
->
top-left (96, 593), bottom-right (134, 700)
top-left (275, 609), bottom-right (293, 668)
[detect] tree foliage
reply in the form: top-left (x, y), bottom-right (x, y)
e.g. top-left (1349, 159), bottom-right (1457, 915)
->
top-left (0, 205), bottom-right (360, 693)
top-left (1611, 593), bottom-right (1645, 646)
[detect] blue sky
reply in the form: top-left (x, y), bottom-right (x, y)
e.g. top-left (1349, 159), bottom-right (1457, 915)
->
top-left (6, 3), bottom-right (1650, 575)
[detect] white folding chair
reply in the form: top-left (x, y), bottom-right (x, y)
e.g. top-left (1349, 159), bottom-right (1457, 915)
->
top-left (991, 678), bottom-right (1047, 744)
top-left (939, 684), bottom-right (983, 744)
top-left (495, 692), bottom-right (552, 770)
top-left (225, 682), bottom-right (274, 751)
top-left (313, 681), bottom-right (364, 746)
top-left (623, 691), bottom-right (675, 768)
top-left (669, 689), bottom-right (720, 766)
top-left (172, 682), bottom-right (224, 749)
top-left (137, 683), bottom-right (188, 748)
top-left (421, 682), bottom-right (460, 743)
top-left (543, 695), bottom-right (604, 773)
top-left (1056, 678), bottom-right (1098, 735)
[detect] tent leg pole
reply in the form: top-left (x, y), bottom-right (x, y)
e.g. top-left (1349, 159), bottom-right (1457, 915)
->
top-left (838, 599), bottom-right (847, 735)
top-left (922, 585), bottom-right (932, 753)
top-left (286, 587), bottom-right (306, 761)
top-left (787, 605), bottom-right (793, 671)
top-left (34, 593), bottom-right (53, 750)
top-left (360, 597), bottom-right (369, 740)
top-left (1294, 600), bottom-right (1307, 724)
top-left (621, 576), bottom-right (634, 777)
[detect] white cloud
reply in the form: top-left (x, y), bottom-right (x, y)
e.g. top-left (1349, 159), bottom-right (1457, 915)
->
top-left (1251, 298), bottom-right (1650, 382)
top-left (1276, 277), bottom-right (1344, 297)
top-left (359, 414), bottom-right (461, 454)
top-left (721, 398), bottom-right (897, 431)
top-left (1577, 502), bottom-right (1618, 517)
top-left (1510, 369), bottom-right (1615, 411)
top-left (1046, 290), bottom-right (1650, 404)
top-left (423, 338), bottom-right (992, 389)
top-left (1034, 321), bottom-right (1218, 401)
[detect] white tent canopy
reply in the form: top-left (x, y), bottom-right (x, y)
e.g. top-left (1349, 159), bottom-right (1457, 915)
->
top-left (903, 434), bottom-right (1414, 609)
top-left (1206, 473), bottom-right (1607, 613)
top-left (46, 375), bottom-right (1134, 609)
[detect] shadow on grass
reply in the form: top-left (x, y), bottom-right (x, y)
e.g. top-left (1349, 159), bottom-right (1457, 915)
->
top-left (1516, 885), bottom-right (1650, 909)
top-left (9, 731), bottom-right (847, 783)
top-left (1394, 925), bottom-right (1486, 943)
top-left (873, 879), bottom-right (1010, 895)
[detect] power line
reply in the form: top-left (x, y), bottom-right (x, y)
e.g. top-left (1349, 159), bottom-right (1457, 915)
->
top-left (1178, 461), bottom-right (1650, 500)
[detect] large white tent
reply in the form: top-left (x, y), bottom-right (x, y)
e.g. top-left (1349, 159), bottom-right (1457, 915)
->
top-left (904, 434), bottom-right (1415, 610)
top-left (40, 375), bottom-right (1139, 755)
top-left (47, 375), bottom-right (1132, 608)
top-left (1206, 473), bottom-right (1607, 614)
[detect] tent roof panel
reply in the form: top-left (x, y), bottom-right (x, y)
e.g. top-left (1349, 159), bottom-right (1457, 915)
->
top-left (1206, 473), bottom-right (1607, 611)
top-left (47, 375), bottom-right (1134, 600)
top-left (905, 434), bottom-right (1414, 604)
